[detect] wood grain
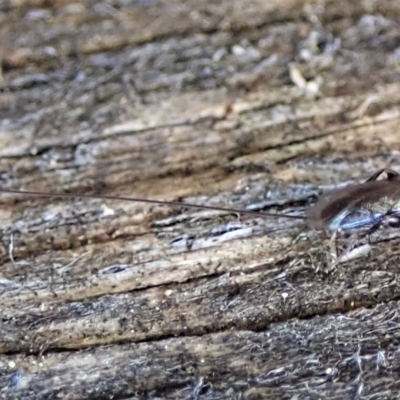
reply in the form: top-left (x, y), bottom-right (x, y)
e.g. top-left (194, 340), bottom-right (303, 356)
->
top-left (1, 0), bottom-right (400, 398)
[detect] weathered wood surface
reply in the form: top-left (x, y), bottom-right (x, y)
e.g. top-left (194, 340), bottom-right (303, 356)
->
top-left (1, 0), bottom-right (400, 399)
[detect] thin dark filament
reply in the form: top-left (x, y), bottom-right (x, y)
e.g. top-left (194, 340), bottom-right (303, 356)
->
top-left (0, 188), bottom-right (306, 220)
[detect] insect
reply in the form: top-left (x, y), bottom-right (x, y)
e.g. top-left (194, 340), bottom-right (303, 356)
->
top-left (1, 168), bottom-right (399, 240)
top-left (308, 167), bottom-right (400, 234)
top-left (305, 167), bottom-right (400, 263)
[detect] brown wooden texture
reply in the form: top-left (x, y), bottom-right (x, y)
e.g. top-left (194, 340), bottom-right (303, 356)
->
top-left (1, 0), bottom-right (400, 399)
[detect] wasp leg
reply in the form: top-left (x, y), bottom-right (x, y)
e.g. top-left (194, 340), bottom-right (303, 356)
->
top-left (365, 221), bottom-right (383, 243)
top-left (365, 168), bottom-right (400, 183)
top-left (328, 230), bottom-right (338, 263)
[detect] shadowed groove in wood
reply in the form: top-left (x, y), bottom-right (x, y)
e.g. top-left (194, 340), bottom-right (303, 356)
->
top-left (3, 302), bottom-right (400, 399)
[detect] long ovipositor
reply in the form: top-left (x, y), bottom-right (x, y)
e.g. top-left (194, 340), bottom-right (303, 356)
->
top-left (0, 168), bottom-right (398, 233)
